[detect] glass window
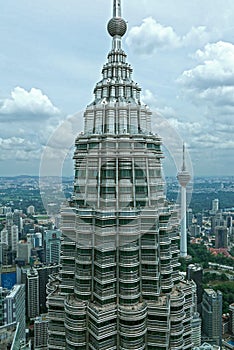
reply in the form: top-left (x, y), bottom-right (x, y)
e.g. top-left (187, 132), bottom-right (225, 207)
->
top-left (77, 144), bottom-right (87, 150)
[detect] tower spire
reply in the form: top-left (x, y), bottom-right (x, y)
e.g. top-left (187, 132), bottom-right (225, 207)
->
top-left (113, 0), bottom-right (122, 18)
top-left (182, 143), bottom-right (186, 171)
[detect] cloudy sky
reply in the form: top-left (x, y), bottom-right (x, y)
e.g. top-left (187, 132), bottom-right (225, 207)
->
top-left (0, 0), bottom-right (234, 177)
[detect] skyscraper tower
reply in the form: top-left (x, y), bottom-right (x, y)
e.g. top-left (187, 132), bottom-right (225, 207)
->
top-left (201, 289), bottom-right (222, 347)
top-left (177, 144), bottom-right (191, 257)
top-left (47, 1), bottom-right (195, 349)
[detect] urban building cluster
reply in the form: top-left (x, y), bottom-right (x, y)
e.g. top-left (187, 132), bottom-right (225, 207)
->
top-left (187, 198), bottom-right (233, 248)
top-left (0, 205), bottom-right (61, 348)
top-left (0, 1), bottom-right (233, 349)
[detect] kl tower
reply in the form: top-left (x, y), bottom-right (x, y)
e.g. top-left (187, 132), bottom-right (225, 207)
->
top-left (177, 144), bottom-right (191, 257)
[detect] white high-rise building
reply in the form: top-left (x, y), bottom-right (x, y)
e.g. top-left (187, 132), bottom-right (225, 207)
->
top-left (0, 228), bottom-right (8, 246)
top-left (27, 205), bottom-right (35, 215)
top-left (211, 199), bottom-right (219, 215)
top-left (47, 1), bottom-right (196, 349)
top-left (11, 224), bottom-right (19, 251)
top-left (0, 224), bottom-right (18, 258)
top-left (3, 284), bottom-right (26, 342)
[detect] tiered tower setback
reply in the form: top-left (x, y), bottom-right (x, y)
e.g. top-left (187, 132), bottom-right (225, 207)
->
top-left (47, 1), bottom-right (196, 349)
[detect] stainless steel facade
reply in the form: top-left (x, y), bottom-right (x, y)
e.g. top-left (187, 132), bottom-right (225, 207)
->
top-left (47, 1), bottom-right (195, 349)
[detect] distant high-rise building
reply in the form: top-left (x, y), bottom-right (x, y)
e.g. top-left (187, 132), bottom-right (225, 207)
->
top-left (11, 224), bottom-right (19, 252)
top-left (0, 243), bottom-right (8, 266)
top-left (3, 284), bottom-right (26, 342)
top-left (26, 268), bottom-right (39, 319)
top-left (187, 208), bottom-right (193, 229)
top-left (215, 226), bottom-right (228, 248)
top-left (0, 287), bottom-right (8, 326)
top-left (177, 145), bottom-right (191, 257)
top-left (47, 1), bottom-right (196, 349)
top-left (27, 205), bottom-right (35, 215)
top-left (196, 213), bottom-right (203, 228)
top-left (0, 228), bottom-right (8, 246)
top-left (5, 213), bottom-right (13, 258)
top-left (201, 289), bottom-right (222, 347)
top-left (13, 209), bottom-right (23, 233)
top-left (1, 224), bottom-right (18, 264)
top-left (191, 312), bottom-right (202, 348)
top-left (17, 240), bottom-right (32, 264)
top-left (229, 303), bottom-right (234, 335)
top-left (211, 213), bottom-right (226, 235)
top-left (187, 263), bottom-right (203, 311)
top-left (190, 224), bottom-right (201, 238)
top-left (226, 215), bottom-right (232, 229)
top-left (54, 215), bottom-right (61, 229)
top-left (44, 229), bottom-right (61, 264)
top-left (211, 199), bottom-right (219, 215)
top-left (34, 314), bottom-right (48, 349)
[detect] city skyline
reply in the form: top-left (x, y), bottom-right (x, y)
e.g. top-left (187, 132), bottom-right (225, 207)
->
top-left (0, 0), bottom-right (234, 176)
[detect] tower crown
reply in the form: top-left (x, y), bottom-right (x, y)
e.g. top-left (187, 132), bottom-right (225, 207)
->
top-left (85, 0), bottom-right (152, 136)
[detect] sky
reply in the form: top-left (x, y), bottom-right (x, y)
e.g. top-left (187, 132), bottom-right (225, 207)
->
top-left (0, 0), bottom-right (234, 177)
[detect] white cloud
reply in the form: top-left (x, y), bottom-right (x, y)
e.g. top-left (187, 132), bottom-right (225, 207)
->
top-left (126, 17), bottom-right (213, 55)
top-left (179, 41), bottom-right (234, 96)
top-left (141, 89), bottom-right (159, 106)
top-left (0, 87), bottom-right (60, 119)
top-left (182, 26), bottom-right (211, 47)
top-left (167, 117), bottom-right (234, 152)
top-left (0, 137), bottom-right (36, 150)
top-left (0, 87), bottom-right (64, 165)
top-left (126, 17), bottom-right (180, 54)
top-left (0, 137), bottom-right (41, 161)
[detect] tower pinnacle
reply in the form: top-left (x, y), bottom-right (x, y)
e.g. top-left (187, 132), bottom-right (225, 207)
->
top-left (182, 143), bottom-right (186, 171)
top-left (113, 0), bottom-right (122, 17)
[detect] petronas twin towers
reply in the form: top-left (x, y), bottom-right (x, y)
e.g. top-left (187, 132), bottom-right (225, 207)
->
top-left (47, 1), bottom-right (196, 349)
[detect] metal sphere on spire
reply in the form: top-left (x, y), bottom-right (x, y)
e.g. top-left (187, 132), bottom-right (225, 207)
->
top-left (107, 17), bottom-right (127, 37)
top-left (107, 0), bottom-right (127, 38)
